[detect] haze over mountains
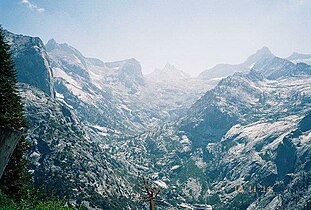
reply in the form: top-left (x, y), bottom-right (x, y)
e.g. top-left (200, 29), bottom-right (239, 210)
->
top-left (4, 29), bottom-right (311, 209)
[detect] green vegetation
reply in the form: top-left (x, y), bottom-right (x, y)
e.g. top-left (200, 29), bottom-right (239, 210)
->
top-left (206, 193), bottom-right (221, 205)
top-left (0, 25), bottom-right (29, 200)
top-left (214, 193), bottom-right (253, 210)
top-left (0, 189), bottom-right (76, 210)
top-left (170, 158), bottom-right (210, 203)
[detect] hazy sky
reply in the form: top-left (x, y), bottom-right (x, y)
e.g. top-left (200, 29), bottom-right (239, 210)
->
top-left (1, 0), bottom-right (311, 76)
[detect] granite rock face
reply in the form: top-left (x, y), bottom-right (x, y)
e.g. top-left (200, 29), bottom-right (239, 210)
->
top-left (5, 31), bottom-right (54, 97)
top-left (21, 84), bottom-right (137, 209)
top-left (0, 127), bottom-right (22, 178)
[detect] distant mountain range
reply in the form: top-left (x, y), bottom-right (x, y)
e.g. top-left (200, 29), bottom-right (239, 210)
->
top-left (146, 63), bottom-right (191, 82)
top-left (4, 29), bottom-right (311, 209)
top-left (287, 52), bottom-right (311, 65)
top-left (198, 46), bottom-right (274, 80)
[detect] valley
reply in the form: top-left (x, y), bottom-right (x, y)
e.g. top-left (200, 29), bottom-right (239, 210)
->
top-left (3, 30), bottom-right (311, 210)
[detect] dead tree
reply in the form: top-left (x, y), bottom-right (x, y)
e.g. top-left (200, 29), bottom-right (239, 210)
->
top-left (142, 177), bottom-right (161, 210)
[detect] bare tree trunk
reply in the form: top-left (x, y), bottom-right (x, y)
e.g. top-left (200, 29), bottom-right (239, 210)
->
top-left (0, 126), bottom-right (22, 179)
top-left (150, 198), bottom-right (155, 210)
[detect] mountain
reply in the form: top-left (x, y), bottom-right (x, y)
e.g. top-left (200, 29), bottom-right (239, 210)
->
top-left (46, 39), bottom-right (165, 134)
top-left (46, 38), bottom-right (90, 80)
top-left (21, 83), bottom-right (136, 209)
top-left (117, 54), bottom-right (311, 207)
top-left (198, 46), bottom-right (275, 80)
top-left (46, 39), bottom-right (215, 134)
top-left (5, 31), bottom-right (214, 208)
top-left (5, 28), bottom-right (311, 209)
top-left (253, 56), bottom-right (311, 79)
top-left (287, 52), bottom-right (311, 65)
top-left (4, 33), bottom-right (143, 209)
top-left (171, 58), bottom-right (311, 208)
top-left (4, 31), bottom-right (54, 97)
top-left (146, 63), bottom-right (191, 83)
top-left (46, 38), bottom-right (144, 93)
top-left (100, 54), bottom-right (311, 209)
top-left (46, 39), bottom-right (221, 132)
top-left (144, 64), bottom-right (217, 121)
top-left (105, 58), bottom-right (144, 91)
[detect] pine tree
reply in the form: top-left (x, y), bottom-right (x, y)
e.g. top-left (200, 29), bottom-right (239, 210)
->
top-left (0, 26), bottom-right (29, 200)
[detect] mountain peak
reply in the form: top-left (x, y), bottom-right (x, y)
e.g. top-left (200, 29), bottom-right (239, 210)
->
top-left (47, 38), bottom-right (57, 45)
top-left (257, 46), bottom-right (271, 54)
top-left (163, 63), bottom-right (177, 70)
top-left (252, 46), bottom-right (273, 59)
top-left (244, 46), bottom-right (274, 66)
top-left (147, 63), bottom-right (190, 82)
top-left (125, 58), bottom-right (140, 65)
top-left (113, 58), bottom-right (144, 90)
top-left (45, 39), bottom-right (81, 57)
top-left (45, 39), bottom-right (87, 67)
top-left (45, 38), bottom-right (58, 52)
top-left (105, 58), bottom-right (143, 79)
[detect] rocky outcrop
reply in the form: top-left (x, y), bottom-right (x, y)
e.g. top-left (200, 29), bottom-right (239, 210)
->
top-left (4, 31), bottom-right (55, 98)
top-left (0, 127), bottom-right (22, 178)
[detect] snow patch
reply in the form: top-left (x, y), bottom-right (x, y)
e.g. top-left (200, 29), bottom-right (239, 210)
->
top-left (154, 180), bottom-right (168, 189)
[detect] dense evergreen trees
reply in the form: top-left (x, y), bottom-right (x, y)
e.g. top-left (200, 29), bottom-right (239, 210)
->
top-left (0, 27), bottom-right (26, 129)
top-left (0, 25), bottom-right (29, 199)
